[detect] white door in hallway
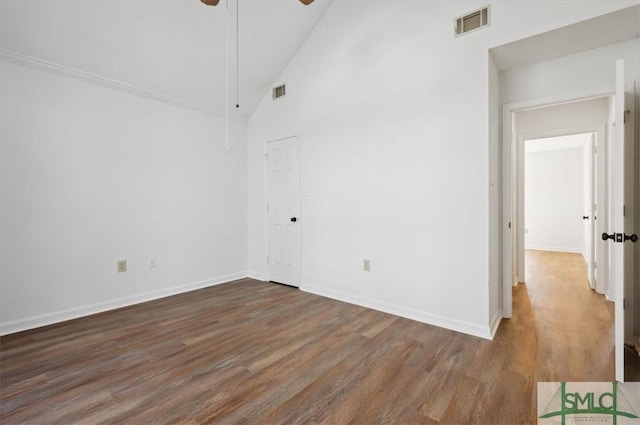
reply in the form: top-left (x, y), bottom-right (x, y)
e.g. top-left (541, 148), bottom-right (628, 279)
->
top-left (594, 128), bottom-right (607, 296)
top-left (584, 133), bottom-right (595, 289)
top-left (611, 59), bottom-right (634, 382)
top-left (267, 136), bottom-right (301, 287)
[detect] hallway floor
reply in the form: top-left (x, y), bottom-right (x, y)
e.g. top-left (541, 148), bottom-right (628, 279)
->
top-left (515, 249), bottom-right (614, 384)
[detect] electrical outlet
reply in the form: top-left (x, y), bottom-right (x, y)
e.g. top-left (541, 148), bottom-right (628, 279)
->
top-left (149, 257), bottom-right (156, 268)
top-left (363, 259), bottom-right (371, 272)
top-left (117, 260), bottom-right (127, 273)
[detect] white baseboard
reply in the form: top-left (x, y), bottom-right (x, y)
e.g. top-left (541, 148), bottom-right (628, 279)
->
top-left (247, 271), bottom-right (267, 281)
top-left (3, 274), bottom-right (497, 340)
top-left (526, 245), bottom-right (582, 254)
top-left (0, 272), bottom-right (247, 336)
top-left (301, 284), bottom-right (493, 340)
top-left (490, 309), bottom-right (503, 339)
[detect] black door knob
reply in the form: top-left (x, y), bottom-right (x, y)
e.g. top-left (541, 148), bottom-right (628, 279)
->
top-left (582, 216), bottom-right (589, 220)
top-left (602, 232), bottom-right (615, 241)
top-left (290, 217), bottom-right (297, 222)
top-left (624, 233), bottom-right (638, 243)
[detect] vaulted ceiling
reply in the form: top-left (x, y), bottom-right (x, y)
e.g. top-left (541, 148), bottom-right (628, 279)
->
top-left (0, 0), bottom-right (332, 119)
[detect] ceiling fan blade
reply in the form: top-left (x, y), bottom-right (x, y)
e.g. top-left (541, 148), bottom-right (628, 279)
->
top-left (299, 0), bottom-right (314, 5)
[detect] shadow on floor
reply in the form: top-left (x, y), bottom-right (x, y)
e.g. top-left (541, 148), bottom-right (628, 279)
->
top-left (625, 344), bottom-right (640, 381)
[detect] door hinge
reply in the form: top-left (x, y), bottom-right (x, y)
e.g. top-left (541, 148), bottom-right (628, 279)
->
top-left (266, 204), bottom-right (269, 213)
top-left (508, 221), bottom-right (511, 229)
top-left (623, 205), bottom-right (626, 217)
top-left (593, 261), bottom-right (597, 269)
top-left (624, 109), bottom-right (630, 124)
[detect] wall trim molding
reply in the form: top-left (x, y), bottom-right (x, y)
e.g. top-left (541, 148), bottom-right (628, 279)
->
top-left (2, 275), bottom-right (497, 339)
top-left (490, 309), bottom-right (502, 338)
top-left (247, 271), bottom-right (267, 281)
top-left (301, 284), bottom-right (494, 340)
top-left (0, 272), bottom-right (247, 336)
top-left (0, 48), bottom-right (246, 121)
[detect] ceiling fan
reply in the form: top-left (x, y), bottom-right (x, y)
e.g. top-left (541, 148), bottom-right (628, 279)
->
top-left (201, 0), bottom-right (314, 5)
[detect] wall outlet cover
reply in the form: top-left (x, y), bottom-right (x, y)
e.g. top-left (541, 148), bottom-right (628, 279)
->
top-left (117, 260), bottom-right (127, 273)
top-left (363, 259), bottom-right (371, 272)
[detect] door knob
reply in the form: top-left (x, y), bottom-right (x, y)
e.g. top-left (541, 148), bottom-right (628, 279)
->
top-left (582, 216), bottom-right (589, 220)
top-left (624, 233), bottom-right (638, 243)
top-left (602, 232), bottom-right (615, 241)
top-left (290, 217), bottom-right (297, 222)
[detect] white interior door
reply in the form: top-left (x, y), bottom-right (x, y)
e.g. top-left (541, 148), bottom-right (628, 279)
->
top-left (594, 128), bottom-right (607, 295)
top-left (267, 136), bottom-right (301, 287)
top-left (612, 59), bottom-right (626, 382)
top-left (584, 134), bottom-right (594, 289)
top-left (502, 128), bottom-right (516, 318)
top-left (517, 136), bottom-right (525, 284)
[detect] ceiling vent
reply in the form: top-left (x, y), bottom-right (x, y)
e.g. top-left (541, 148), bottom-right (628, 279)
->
top-left (455, 6), bottom-right (490, 37)
top-left (272, 84), bottom-right (286, 100)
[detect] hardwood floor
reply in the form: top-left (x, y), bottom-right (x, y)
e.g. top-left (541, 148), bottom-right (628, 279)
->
top-left (0, 250), bottom-right (614, 424)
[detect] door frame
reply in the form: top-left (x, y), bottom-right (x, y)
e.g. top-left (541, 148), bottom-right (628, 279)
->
top-left (515, 126), bottom-right (605, 293)
top-left (501, 86), bottom-right (612, 318)
top-left (265, 134), bottom-right (303, 287)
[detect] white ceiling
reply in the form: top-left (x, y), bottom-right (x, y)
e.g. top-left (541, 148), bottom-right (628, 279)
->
top-left (491, 4), bottom-right (640, 71)
top-left (525, 133), bottom-right (590, 154)
top-left (0, 0), bottom-right (332, 119)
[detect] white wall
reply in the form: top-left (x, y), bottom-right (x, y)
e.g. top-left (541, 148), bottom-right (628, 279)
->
top-left (488, 54), bottom-right (501, 326)
top-left (500, 38), bottom-right (639, 105)
top-left (0, 61), bottom-right (248, 334)
top-left (246, 1), bottom-right (636, 338)
top-left (524, 145), bottom-right (585, 253)
top-left (515, 97), bottom-right (611, 135)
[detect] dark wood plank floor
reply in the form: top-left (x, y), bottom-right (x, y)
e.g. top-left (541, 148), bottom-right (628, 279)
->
top-left (0, 250), bottom-right (614, 424)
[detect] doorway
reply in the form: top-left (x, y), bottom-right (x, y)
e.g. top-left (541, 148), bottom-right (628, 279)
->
top-left (523, 134), bottom-right (596, 291)
top-left (502, 74), bottom-right (636, 381)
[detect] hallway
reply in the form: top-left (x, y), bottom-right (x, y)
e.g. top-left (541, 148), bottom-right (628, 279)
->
top-left (506, 249), bottom-right (614, 383)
